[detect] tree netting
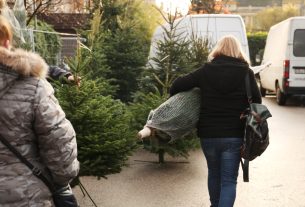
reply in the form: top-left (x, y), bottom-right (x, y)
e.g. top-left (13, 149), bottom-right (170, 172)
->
top-left (0, 0), bottom-right (29, 45)
top-left (145, 88), bottom-right (200, 142)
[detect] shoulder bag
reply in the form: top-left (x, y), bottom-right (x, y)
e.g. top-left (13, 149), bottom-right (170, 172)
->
top-left (240, 71), bottom-right (272, 182)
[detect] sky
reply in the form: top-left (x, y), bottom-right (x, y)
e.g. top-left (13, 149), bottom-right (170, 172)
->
top-left (155, 0), bottom-right (191, 15)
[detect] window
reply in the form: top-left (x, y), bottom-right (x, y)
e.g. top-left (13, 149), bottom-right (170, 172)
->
top-left (293, 29), bottom-right (305, 57)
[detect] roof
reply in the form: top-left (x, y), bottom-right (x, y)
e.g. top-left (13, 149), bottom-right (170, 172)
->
top-left (37, 13), bottom-right (91, 31)
top-left (270, 16), bottom-right (305, 30)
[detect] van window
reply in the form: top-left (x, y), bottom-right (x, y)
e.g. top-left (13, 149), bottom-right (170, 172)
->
top-left (293, 29), bottom-right (305, 57)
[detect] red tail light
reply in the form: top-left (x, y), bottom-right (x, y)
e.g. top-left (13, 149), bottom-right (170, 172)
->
top-left (283, 60), bottom-right (290, 77)
top-left (283, 60), bottom-right (290, 69)
top-left (283, 60), bottom-right (290, 87)
top-left (284, 71), bottom-right (289, 78)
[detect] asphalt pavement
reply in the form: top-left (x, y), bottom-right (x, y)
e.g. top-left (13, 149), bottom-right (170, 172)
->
top-left (73, 96), bottom-right (305, 207)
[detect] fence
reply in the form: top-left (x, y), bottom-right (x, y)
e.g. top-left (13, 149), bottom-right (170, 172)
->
top-left (20, 28), bottom-right (82, 66)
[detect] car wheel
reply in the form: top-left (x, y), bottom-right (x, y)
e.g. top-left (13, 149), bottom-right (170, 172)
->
top-left (259, 80), bottom-right (266, 97)
top-left (256, 77), bottom-right (266, 97)
top-left (276, 84), bottom-right (286, 105)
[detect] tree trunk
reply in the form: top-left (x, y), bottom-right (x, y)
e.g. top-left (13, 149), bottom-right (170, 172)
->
top-left (158, 149), bottom-right (165, 163)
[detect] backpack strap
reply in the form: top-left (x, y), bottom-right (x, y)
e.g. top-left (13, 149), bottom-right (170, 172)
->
top-left (245, 71), bottom-right (253, 104)
top-left (240, 158), bottom-right (249, 182)
top-left (241, 70), bottom-right (252, 182)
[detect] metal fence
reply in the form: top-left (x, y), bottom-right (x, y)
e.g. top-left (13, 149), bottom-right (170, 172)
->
top-left (23, 28), bottom-right (80, 66)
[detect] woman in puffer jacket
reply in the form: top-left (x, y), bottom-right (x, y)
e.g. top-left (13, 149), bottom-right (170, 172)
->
top-left (0, 16), bottom-right (79, 206)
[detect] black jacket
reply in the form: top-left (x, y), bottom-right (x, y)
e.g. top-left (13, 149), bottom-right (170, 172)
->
top-left (170, 55), bottom-right (262, 139)
top-left (48, 65), bottom-right (72, 81)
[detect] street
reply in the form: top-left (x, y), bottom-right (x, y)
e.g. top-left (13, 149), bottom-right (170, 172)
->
top-left (73, 96), bottom-right (305, 207)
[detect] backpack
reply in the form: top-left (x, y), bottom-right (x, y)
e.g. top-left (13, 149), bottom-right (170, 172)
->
top-left (240, 72), bottom-right (272, 182)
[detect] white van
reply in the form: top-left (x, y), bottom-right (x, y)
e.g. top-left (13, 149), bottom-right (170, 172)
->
top-left (148, 14), bottom-right (250, 65)
top-left (259, 17), bottom-right (305, 105)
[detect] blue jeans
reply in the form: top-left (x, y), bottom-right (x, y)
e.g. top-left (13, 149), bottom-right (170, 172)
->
top-left (200, 138), bottom-right (242, 207)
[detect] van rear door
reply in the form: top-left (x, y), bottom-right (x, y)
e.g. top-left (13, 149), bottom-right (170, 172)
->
top-left (289, 28), bottom-right (305, 87)
top-left (215, 17), bottom-right (249, 58)
top-left (190, 16), bottom-right (216, 44)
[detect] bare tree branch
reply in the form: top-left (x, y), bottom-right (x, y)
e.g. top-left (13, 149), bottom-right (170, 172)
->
top-left (190, 0), bottom-right (229, 14)
top-left (25, 0), bottom-right (63, 25)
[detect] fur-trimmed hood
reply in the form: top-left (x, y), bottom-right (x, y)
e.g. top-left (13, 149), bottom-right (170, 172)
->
top-left (0, 47), bottom-right (48, 97)
top-left (0, 47), bottom-right (48, 78)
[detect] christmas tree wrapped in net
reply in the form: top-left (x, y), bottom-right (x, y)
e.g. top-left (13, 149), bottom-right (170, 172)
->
top-left (138, 88), bottom-right (200, 142)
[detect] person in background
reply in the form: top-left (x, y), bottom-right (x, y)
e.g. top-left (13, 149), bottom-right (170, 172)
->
top-left (170, 35), bottom-right (261, 207)
top-left (48, 64), bottom-right (81, 86)
top-left (0, 16), bottom-right (79, 206)
top-left (49, 65), bottom-right (72, 81)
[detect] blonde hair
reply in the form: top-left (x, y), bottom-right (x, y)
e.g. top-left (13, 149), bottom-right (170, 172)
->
top-left (0, 0), bottom-right (4, 10)
top-left (0, 16), bottom-right (13, 44)
top-left (208, 35), bottom-right (249, 64)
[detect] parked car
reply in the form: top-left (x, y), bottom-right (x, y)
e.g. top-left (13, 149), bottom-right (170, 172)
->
top-left (148, 14), bottom-right (250, 66)
top-left (259, 16), bottom-right (305, 105)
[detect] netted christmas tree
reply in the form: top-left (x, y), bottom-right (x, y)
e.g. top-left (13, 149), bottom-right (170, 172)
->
top-left (130, 11), bottom-right (209, 163)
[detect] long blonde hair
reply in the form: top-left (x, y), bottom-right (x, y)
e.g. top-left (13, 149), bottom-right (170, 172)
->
top-left (208, 35), bottom-right (249, 64)
top-left (0, 16), bottom-right (12, 44)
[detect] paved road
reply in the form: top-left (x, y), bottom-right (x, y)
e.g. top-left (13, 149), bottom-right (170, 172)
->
top-left (73, 96), bottom-right (305, 207)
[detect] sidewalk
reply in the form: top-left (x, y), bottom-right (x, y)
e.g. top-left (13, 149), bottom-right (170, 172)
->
top-left (74, 148), bottom-right (209, 207)
top-left (72, 98), bottom-right (305, 207)
top-left (73, 146), bottom-right (305, 207)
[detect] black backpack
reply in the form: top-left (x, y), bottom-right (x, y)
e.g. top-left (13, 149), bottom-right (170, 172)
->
top-left (240, 72), bottom-right (272, 182)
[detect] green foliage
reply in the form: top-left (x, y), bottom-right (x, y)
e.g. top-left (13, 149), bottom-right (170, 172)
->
top-left (81, 10), bottom-right (116, 96)
top-left (30, 20), bottom-right (61, 65)
top-left (187, 34), bottom-right (210, 68)
top-left (147, 131), bottom-right (199, 159)
top-left (247, 32), bottom-right (268, 66)
top-left (144, 12), bottom-right (209, 95)
top-left (100, 0), bottom-right (124, 32)
top-left (102, 28), bottom-right (150, 102)
top-left (236, 0), bottom-right (282, 6)
top-left (255, 4), bottom-right (300, 31)
top-left (129, 1), bottom-right (164, 40)
top-left (129, 90), bottom-right (165, 131)
top-left (55, 45), bottom-right (136, 178)
top-left (102, 0), bottom-right (157, 103)
top-left (147, 16), bottom-right (193, 95)
top-left (57, 81), bottom-right (136, 178)
top-left (83, 0), bottom-right (162, 102)
top-left (282, 0), bottom-right (305, 4)
top-left (98, 0), bottom-right (162, 36)
top-left (130, 12), bottom-right (208, 162)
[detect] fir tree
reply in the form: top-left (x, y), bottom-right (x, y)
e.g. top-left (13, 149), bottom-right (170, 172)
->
top-left (81, 9), bottom-right (116, 96)
top-left (86, 0), bottom-right (161, 102)
top-left (55, 36), bottom-right (137, 179)
top-left (130, 11), bottom-right (209, 163)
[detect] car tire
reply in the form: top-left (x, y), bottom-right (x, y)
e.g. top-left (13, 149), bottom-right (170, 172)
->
top-left (276, 83), bottom-right (286, 105)
top-left (259, 82), bottom-right (266, 97)
top-left (256, 77), bottom-right (266, 97)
